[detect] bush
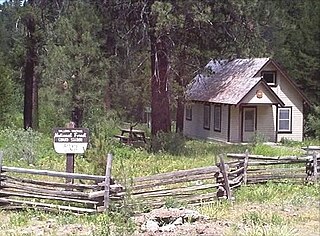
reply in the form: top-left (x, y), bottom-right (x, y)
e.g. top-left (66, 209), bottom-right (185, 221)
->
top-left (0, 128), bottom-right (43, 165)
top-left (150, 132), bottom-right (186, 155)
top-left (305, 105), bottom-right (320, 139)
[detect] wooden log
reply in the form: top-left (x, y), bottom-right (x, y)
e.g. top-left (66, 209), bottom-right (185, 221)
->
top-left (88, 184), bottom-right (125, 199)
top-left (248, 167), bottom-right (305, 175)
top-left (247, 159), bottom-right (306, 166)
top-left (5, 175), bottom-right (101, 190)
top-left (132, 183), bottom-right (220, 198)
top-left (243, 150), bottom-right (249, 185)
top-left (0, 198), bottom-right (96, 213)
top-left (313, 152), bottom-right (318, 182)
top-left (227, 153), bottom-right (308, 161)
top-left (0, 182), bottom-right (89, 199)
top-left (132, 172), bottom-right (216, 190)
top-left (133, 166), bottom-right (220, 183)
top-left (1, 166), bottom-right (105, 181)
top-left (218, 155), bottom-right (231, 200)
top-left (104, 153), bottom-right (113, 210)
top-left (0, 190), bottom-right (99, 205)
top-left (0, 151), bottom-right (3, 189)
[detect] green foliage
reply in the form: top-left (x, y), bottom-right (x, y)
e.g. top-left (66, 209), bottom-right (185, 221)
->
top-left (0, 65), bottom-right (15, 125)
top-left (235, 182), bottom-right (319, 204)
top-left (251, 144), bottom-right (303, 157)
top-left (0, 128), bottom-right (44, 165)
top-left (305, 105), bottom-right (320, 139)
top-left (150, 132), bottom-right (186, 155)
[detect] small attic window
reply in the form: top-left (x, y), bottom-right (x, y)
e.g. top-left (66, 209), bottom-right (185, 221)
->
top-left (261, 71), bottom-right (277, 86)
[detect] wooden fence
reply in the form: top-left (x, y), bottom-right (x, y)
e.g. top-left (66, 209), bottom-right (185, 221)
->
top-left (129, 148), bottom-right (320, 207)
top-left (0, 152), bottom-right (124, 213)
top-left (0, 146), bottom-right (319, 212)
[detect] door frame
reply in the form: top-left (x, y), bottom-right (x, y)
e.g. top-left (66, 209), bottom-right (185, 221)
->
top-left (241, 106), bottom-right (257, 142)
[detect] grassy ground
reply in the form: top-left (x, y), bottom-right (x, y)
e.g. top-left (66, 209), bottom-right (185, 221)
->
top-left (0, 127), bottom-right (319, 235)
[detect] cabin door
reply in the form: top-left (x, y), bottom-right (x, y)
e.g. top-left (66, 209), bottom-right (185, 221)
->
top-left (242, 107), bottom-right (256, 142)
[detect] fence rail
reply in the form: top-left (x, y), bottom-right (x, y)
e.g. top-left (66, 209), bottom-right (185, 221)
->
top-left (0, 152), bottom-right (124, 213)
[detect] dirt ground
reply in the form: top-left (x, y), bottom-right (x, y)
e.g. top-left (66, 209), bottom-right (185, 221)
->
top-left (0, 201), bottom-right (319, 236)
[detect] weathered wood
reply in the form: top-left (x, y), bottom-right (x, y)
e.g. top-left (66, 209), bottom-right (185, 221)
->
top-left (104, 153), bottom-right (113, 210)
top-left (313, 152), bottom-right (318, 182)
top-left (132, 172), bottom-right (216, 190)
top-left (132, 183), bottom-right (220, 198)
top-left (247, 159), bottom-right (306, 166)
top-left (243, 149), bottom-right (249, 185)
top-left (0, 190), bottom-right (99, 205)
top-left (5, 175), bottom-right (101, 190)
top-left (66, 153), bottom-right (75, 184)
top-left (0, 198), bottom-right (96, 213)
top-left (0, 151), bottom-right (3, 188)
top-left (88, 184), bottom-right (124, 199)
top-left (1, 182), bottom-right (89, 199)
top-left (218, 155), bottom-right (231, 200)
top-left (1, 166), bottom-right (105, 181)
top-left (227, 153), bottom-right (309, 161)
top-left (248, 167), bottom-right (305, 175)
top-left (133, 166), bottom-right (220, 183)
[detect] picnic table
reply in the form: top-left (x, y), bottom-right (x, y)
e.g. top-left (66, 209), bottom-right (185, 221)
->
top-left (114, 128), bottom-right (146, 144)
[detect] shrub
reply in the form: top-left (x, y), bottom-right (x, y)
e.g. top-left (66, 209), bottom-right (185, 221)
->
top-left (150, 132), bottom-right (186, 155)
top-left (305, 105), bottom-right (320, 139)
top-left (0, 128), bottom-right (43, 165)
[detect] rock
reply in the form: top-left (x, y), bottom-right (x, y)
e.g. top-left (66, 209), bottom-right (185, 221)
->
top-left (173, 217), bottom-right (183, 225)
top-left (159, 224), bottom-right (176, 232)
top-left (141, 220), bottom-right (159, 232)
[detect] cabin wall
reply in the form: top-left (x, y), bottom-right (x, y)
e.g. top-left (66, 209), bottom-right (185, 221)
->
top-left (183, 103), bottom-right (228, 142)
top-left (262, 63), bottom-right (304, 141)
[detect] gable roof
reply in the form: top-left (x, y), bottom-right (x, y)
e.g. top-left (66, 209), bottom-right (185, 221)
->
top-left (185, 57), bottom-right (304, 106)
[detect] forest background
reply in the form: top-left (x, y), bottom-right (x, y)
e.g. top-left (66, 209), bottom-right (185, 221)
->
top-left (0, 0), bottom-right (319, 138)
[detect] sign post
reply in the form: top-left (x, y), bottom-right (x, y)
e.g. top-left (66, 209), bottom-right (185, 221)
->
top-left (53, 127), bottom-right (89, 183)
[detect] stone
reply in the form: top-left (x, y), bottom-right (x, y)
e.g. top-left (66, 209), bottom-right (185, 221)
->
top-left (173, 217), bottom-right (183, 225)
top-left (142, 220), bottom-right (159, 232)
top-left (159, 224), bottom-right (176, 232)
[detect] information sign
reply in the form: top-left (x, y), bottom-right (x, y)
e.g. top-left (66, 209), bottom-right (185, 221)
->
top-left (53, 128), bottom-right (89, 154)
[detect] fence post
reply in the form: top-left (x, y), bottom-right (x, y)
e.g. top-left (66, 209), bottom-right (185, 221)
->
top-left (104, 153), bottom-right (113, 210)
top-left (243, 149), bottom-right (249, 185)
top-left (313, 152), bottom-right (318, 182)
top-left (218, 155), bottom-right (231, 200)
top-left (0, 151), bottom-right (3, 188)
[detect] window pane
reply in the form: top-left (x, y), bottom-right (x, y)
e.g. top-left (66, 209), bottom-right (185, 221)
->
top-left (203, 105), bottom-right (210, 129)
top-left (279, 110), bottom-right (289, 119)
top-left (279, 120), bottom-right (289, 130)
top-left (244, 110), bottom-right (254, 132)
top-left (214, 105), bottom-right (221, 131)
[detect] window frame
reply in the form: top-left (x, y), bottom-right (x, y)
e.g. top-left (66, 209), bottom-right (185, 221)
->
top-left (203, 104), bottom-right (211, 130)
top-left (277, 107), bottom-right (292, 133)
top-left (185, 104), bottom-right (192, 121)
top-left (214, 104), bottom-right (221, 132)
top-left (261, 71), bottom-right (277, 86)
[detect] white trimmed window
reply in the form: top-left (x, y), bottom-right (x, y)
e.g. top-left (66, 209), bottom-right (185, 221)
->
top-left (203, 104), bottom-right (211, 130)
top-left (278, 107), bottom-right (292, 132)
top-left (261, 71), bottom-right (277, 86)
top-left (214, 104), bottom-right (221, 132)
top-left (186, 104), bottom-right (192, 121)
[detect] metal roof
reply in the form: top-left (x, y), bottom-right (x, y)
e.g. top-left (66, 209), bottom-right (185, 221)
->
top-left (186, 58), bottom-right (271, 104)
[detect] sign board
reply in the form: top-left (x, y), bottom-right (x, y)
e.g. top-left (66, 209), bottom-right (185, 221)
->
top-left (53, 128), bottom-right (89, 154)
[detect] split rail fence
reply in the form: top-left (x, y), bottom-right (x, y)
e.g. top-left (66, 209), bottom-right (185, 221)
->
top-left (129, 147), bottom-right (319, 207)
top-left (0, 146), bottom-right (319, 212)
top-left (0, 152), bottom-right (124, 213)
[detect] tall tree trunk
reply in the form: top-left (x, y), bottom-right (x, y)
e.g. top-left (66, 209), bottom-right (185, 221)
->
top-left (176, 95), bottom-right (184, 133)
top-left (175, 49), bottom-right (186, 133)
top-left (23, 13), bottom-right (37, 130)
top-left (150, 32), bottom-right (171, 135)
top-left (32, 73), bottom-right (39, 130)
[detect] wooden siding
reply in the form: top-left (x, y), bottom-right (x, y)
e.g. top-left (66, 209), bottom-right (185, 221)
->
top-left (262, 63), bottom-right (304, 141)
top-left (256, 105), bottom-right (276, 142)
top-left (229, 105), bottom-right (240, 142)
top-left (183, 103), bottom-right (228, 142)
top-left (240, 83), bottom-right (280, 105)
